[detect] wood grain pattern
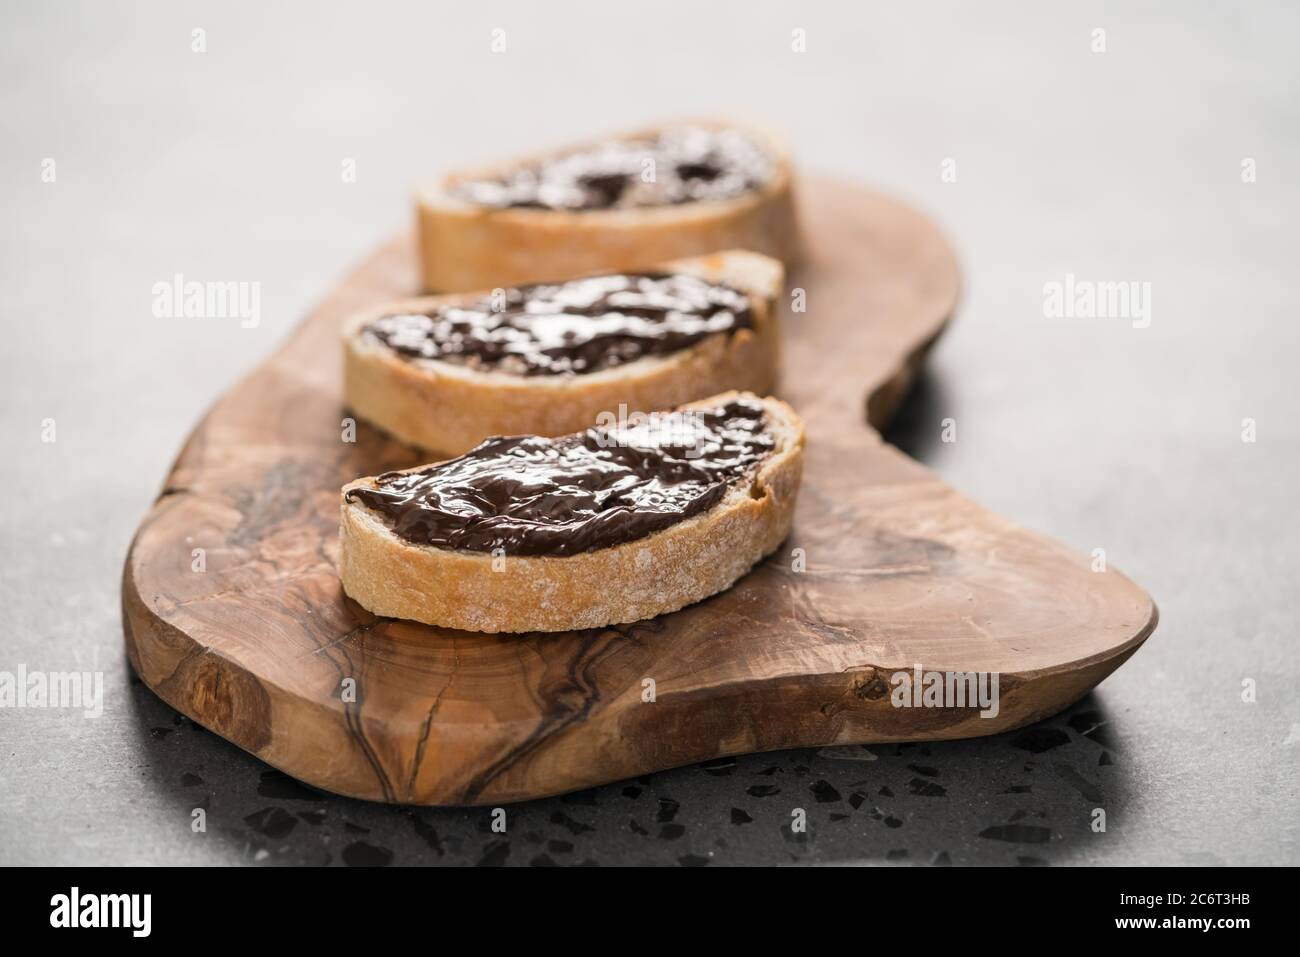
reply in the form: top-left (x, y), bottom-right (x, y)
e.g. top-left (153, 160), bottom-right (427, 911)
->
top-left (122, 178), bottom-right (1158, 805)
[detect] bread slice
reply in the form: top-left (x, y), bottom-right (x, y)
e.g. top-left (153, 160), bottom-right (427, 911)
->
top-left (338, 391), bottom-right (805, 633)
top-left (416, 120), bottom-right (801, 293)
top-left (343, 250), bottom-right (783, 456)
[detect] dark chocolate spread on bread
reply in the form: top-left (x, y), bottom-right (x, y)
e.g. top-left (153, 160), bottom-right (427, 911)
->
top-left (344, 398), bottom-right (774, 556)
top-left (362, 272), bottom-right (753, 377)
top-left (451, 126), bottom-right (774, 211)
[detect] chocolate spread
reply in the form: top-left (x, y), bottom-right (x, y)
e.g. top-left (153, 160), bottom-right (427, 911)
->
top-left (451, 126), bottom-right (775, 211)
top-left (344, 398), bottom-right (774, 556)
top-left (362, 272), bottom-right (753, 377)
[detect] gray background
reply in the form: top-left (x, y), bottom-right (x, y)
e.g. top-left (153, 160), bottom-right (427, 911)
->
top-left (1, 0), bottom-right (1296, 865)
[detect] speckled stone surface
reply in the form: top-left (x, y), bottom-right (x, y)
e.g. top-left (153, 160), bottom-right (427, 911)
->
top-left (2, 1), bottom-right (1297, 865)
top-left (15, 676), bottom-right (1146, 866)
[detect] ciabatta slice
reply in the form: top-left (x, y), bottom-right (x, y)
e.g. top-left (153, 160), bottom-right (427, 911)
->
top-left (415, 120), bottom-right (801, 292)
top-left (343, 250), bottom-right (783, 455)
top-left (338, 392), bottom-right (804, 634)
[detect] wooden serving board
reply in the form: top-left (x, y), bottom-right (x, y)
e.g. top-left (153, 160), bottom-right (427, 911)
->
top-left (123, 178), bottom-right (1157, 805)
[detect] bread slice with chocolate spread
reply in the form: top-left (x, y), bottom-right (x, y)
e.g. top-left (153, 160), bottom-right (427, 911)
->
top-left (338, 392), bottom-right (804, 633)
top-left (415, 120), bottom-right (801, 293)
top-left (343, 250), bottom-right (783, 456)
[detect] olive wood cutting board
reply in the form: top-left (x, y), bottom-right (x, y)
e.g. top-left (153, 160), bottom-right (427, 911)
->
top-left (122, 177), bottom-right (1158, 805)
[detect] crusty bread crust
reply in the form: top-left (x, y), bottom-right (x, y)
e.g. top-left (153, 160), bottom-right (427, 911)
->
top-left (343, 250), bottom-right (784, 456)
top-left (338, 392), bottom-right (805, 633)
top-left (415, 120), bottom-right (801, 293)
